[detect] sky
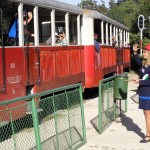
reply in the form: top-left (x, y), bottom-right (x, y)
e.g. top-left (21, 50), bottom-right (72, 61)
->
top-left (57, 0), bottom-right (110, 8)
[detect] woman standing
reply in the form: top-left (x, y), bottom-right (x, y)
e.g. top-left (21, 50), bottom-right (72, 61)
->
top-left (133, 44), bottom-right (150, 143)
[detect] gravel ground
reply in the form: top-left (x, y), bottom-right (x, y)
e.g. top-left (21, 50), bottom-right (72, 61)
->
top-left (79, 71), bottom-right (150, 150)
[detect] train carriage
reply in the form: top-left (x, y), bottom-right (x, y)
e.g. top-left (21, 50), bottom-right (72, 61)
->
top-left (0, 0), bottom-right (85, 102)
top-left (82, 9), bottom-right (130, 88)
top-left (0, 0), bottom-right (130, 122)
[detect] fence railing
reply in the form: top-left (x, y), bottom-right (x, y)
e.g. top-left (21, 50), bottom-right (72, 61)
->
top-left (91, 74), bottom-right (128, 134)
top-left (0, 83), bottom-right (86, 150)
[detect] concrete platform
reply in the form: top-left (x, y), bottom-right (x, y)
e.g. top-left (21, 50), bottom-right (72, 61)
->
top-left (79, 72), bottom-right (150, 150)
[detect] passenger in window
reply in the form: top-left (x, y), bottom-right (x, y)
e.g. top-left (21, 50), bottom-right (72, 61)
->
top-left (23, 11), bottom-right (34, 37)
top-left (56, 32), bottom-right (67, 46)
top-left (6, 10), bottom-right (33, 46)
top-left (112, 36), bottom-right (117, 47)
top-left (45, 33), bottom-right (59, 45)
top-left (94, 33), bottom-right (100, 52)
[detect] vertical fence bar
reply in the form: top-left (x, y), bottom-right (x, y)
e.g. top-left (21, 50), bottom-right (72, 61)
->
top-left (98, 81), bottom-right (103, 134)
top-left (31, 98), bottom-right (41, 150)
top-left (65, 90), bottom-right (73, 148)
top-left (124, 72), bottom-right (128, 112)
top-left (9, 107), bottom-right (17, 150)
top-left (125, 85), bottom-right (128, 112)
top-left (106, 83), bottom-right (109, 125)
top-left (79, 86), bottom-right (86, 142)
top-left (112, 81), bottom-right (116, 121)
top-left (52, 94), bottom-right (59, 150)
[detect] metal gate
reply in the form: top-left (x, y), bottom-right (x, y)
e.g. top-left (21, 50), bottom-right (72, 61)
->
top-left (91, 75), bottom-right (128, 134)
top-left (0, 83), bottom-right (86, 150)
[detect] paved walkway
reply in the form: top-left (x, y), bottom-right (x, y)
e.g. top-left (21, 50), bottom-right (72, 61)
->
top-left (79, 72), bottom-right (150, 150)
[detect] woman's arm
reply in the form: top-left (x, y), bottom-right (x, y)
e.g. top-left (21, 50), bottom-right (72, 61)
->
top-left (23, 12), bottom-right (32, 25)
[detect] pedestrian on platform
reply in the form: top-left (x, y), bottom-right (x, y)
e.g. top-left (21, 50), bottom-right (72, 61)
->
top-left (133, 43), bottom-right (150, 143)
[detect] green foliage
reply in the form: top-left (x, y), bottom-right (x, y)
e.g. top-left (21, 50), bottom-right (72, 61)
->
top-left (130, 33), bottom-right (140, 45)
top-left (108, 0), bottom-right (150, 45)
top-left (79, 0), bottom-right (150, 45)
top-left (108, 0), bottom-right (139, 30)
top-left (143, 37), bottom-right (150, 47)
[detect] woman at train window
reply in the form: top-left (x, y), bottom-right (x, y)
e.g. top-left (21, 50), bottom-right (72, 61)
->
top-left (56, 32), bottom-right (67, 46)
top-left (133, 44), bottom-right (150, 143)
top-left (94, 33), bottom-right (100, 52)
top-left (6, 10), bottom-right (33, 46)
top-left (45, 32), bottom-right (59, 45)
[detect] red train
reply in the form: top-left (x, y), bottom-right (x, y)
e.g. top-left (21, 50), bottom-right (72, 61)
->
top-left (0, 0), bottom-right (130, 120)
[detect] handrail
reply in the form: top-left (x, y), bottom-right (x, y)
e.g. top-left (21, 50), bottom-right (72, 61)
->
top-left (0, 83), bottom-right (81, 106)
top-left (35, 47), bottom-right (41, 85)
top-left (0, 8), bottom-right (6, 93)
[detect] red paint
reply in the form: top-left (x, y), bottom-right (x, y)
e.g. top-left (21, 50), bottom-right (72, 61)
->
top-left (0, 44), bottom-right (130, 121)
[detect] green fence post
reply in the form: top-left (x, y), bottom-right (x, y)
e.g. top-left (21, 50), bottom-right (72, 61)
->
top-left (31, 98), bottom-right (41, 150)
top-left (65, 90), bottom-right (73, 148)
top-left (79, 85), bottom-right (86, 143)
top-left (124, 72), bottom-right (128, 112)
top-left (98, 81), bottom-right (103, 134)
top-left (52, 94), bottom-right (60, 150)
top-left (125, 81), bottom-right (128, 112)
top-left (9, 107), bottom-right (17, 150)
top-left (112, 80), bottom-right (116, 121)
top-left (106, 83), bottom-right (109, 125)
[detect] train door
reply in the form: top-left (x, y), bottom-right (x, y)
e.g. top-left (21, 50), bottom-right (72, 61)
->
top-left (94, 19), bottom-right (103, 85)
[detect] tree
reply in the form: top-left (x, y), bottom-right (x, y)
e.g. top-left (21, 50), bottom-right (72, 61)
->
top-left (79, 0), bottom-right (109, 15)
top-left (138, 0), bottom-right (150, 39)
top-left (109, 0), bottom-right (116, 8)
top-left (79, 0), bottom-right (150, 44)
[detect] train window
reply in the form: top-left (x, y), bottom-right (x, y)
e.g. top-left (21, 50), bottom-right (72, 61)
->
top-left (41, 21), bottom-right (65, 43)
top-left (38, 8), bottom-right (51, 44)
top-left (69, 14), bottom-right (78, 45)
top-left (0, 2), bottom-right (35, 46)
top-left (0, 9), bottom-right (2, 46)
top-left (23, 5), bottom-right (34, 46)
top-left (38, 7), bottom-right (81, 46)
top-left (0, 1), bottom-right (20, 46)
top-left (38, 8), bottom-right (67, 45)
top-left (0, 1), bottom-right (82, 47)
top-left (94, 19), bottom-right (101, 44)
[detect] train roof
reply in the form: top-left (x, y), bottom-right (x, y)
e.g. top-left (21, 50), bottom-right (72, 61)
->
top-left (1, 0), bottom-right (83, 15)
top-left (83, 9), bottom-right (129, 31)
top-left (1, 0), bottom-right (129, 31)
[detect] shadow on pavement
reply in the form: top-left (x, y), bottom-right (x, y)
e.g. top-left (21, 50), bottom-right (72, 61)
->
top-left (83, 87), bottom-right (98, 100)
top-left (121, 114), bottom-right (145, 139)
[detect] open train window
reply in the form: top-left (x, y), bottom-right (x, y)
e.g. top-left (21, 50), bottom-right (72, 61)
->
top-left (38, 7), bottom-right (80, 46)
top-left (0, 0), bottom-right (82, 46)
top-left (41, 21), bottom-right (65, 43)
top-left (0, 1), bottom-right (35, 46)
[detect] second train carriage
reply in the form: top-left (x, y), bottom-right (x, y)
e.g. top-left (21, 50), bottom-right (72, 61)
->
top-left (82, 9), bottom-right (130, 88)
top-left (0, 0), bottom-right (130, 121)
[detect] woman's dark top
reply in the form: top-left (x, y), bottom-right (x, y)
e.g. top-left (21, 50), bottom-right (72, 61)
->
top-left (133, 54), bottom-right (150, 110)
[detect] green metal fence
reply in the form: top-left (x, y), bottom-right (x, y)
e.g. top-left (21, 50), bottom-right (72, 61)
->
top-left (0, 83), bottom-right (86, 150)
top-left (91, 74), bottom-right (128, 134)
